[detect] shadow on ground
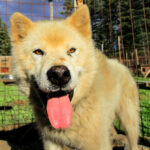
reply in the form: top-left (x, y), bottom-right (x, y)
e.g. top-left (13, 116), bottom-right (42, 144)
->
top-left (0, 123), bottom-right (43, 150)
top-left (0, 123), bottom-right (149, 150)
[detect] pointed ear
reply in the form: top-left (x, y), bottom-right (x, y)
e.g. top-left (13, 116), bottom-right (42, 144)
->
top-left (66, 5), bottom-right (91, 38)
top-left (10, 12), bottom-right (33, 43)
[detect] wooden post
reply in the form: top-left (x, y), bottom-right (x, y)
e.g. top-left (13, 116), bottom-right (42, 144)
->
top-left (50, 1), bottom-right (53, 20)
top-left (8, 56), bottom-right (11, 74)
top-left (131, 53), bottom-right (134, 62)
top-left (135, 49), bottom-right (139, 65)
top-left (101, 42), bottom-right (104, 53)
top-left (74, 0), bottom-right (77, 11)
top-left (118, 36), bottom-right (122, 63)
top-left (126, 52), bottom-right (129, 67)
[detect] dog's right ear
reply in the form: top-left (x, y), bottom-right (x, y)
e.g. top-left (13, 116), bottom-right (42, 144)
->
top-left (10, 12), bottom-right (33, 43)
top-left (66, 5), bottom-right (91, 39)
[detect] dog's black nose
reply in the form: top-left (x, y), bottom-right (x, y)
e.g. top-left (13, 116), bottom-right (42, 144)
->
top-left (47, 65), bottom-right (71, 86)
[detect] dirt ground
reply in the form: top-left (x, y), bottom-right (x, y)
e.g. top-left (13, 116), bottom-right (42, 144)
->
top-left (138, 145), bottom-right (150, 150)
top-left (0, 140), bottom-right (149, 150)
top-left (0, 140), bottom-right (11, 150)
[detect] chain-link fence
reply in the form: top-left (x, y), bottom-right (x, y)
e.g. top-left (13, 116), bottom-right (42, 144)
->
top-left (0, 0), bottom-right (150, 149)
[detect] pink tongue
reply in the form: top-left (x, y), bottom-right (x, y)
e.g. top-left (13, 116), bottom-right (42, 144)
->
top-left (46, 95), bottom-right (72, 129)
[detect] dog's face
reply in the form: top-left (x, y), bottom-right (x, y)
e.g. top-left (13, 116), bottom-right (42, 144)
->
top-left (10, 5), bottom-right (97, 103)
top-left (23, 24), bottom-right (88, 93)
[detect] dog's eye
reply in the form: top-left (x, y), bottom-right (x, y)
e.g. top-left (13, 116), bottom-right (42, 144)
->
top-left (67, 48), bottom-right (76, 55)
top-left (33, 49), bottom-right (44, 55)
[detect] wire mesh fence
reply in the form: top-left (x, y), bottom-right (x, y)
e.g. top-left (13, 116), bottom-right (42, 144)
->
top-left (0, 81), bottom-right (34, 130)
top-left (139, 88), bottom-right (150, 137)
top-left (0, 0), bottom-right (150, 148)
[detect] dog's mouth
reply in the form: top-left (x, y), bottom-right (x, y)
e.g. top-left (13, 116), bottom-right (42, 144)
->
top-left (31, 76), bottom-right (75, 130)
top-left (46, 90), bottom-right (74, 102)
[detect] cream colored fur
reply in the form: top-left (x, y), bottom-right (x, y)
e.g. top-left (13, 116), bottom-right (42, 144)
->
top-left (10, 5), bottom-right (139, 150)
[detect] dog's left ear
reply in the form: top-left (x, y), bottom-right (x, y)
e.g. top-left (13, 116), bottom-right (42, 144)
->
top-left (66, 5), bottom-right (91, 39)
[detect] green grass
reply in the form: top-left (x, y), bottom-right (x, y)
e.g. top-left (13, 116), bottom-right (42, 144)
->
top-left (139, 89), bottom-right (150, 137)
top-left (114, 88), bottom-right (150, 137)
top-left (0, 82), bottom-right (26, 103)
top-left (134, 76), bottom-right (150, 82)
top-left (0, 82), bottom-right (34, 127)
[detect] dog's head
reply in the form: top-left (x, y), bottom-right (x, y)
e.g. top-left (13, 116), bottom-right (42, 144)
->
top-left (10, 5), bottom-right (97, 108)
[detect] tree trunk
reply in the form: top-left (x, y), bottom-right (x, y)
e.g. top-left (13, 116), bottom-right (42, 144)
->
top-left (142, 0), bottom-right (150, 64)
top-left (129, 0), bottom-right (137, 74)
top-left (100, 0), bottom-right (105, 53)
top-left (118, 0), bottom-right (125, 60)
top-left (109, 0), bottom-right (114, 56)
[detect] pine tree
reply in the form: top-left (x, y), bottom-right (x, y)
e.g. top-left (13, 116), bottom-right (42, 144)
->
top-left (142, 0), bottom-right (150, 63)
top-left (61, 0), bottom-right (150, 62)
top-left (119, 1), bottom-right (132, 54)
top-left (0, 17), bottom-right (11, 56)
top-left (121, 0), bottom-right (150, 63)
top-left (60, 0), bottom-right (74, 17)
top-left (86, 0), bottom-right (102, 48)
